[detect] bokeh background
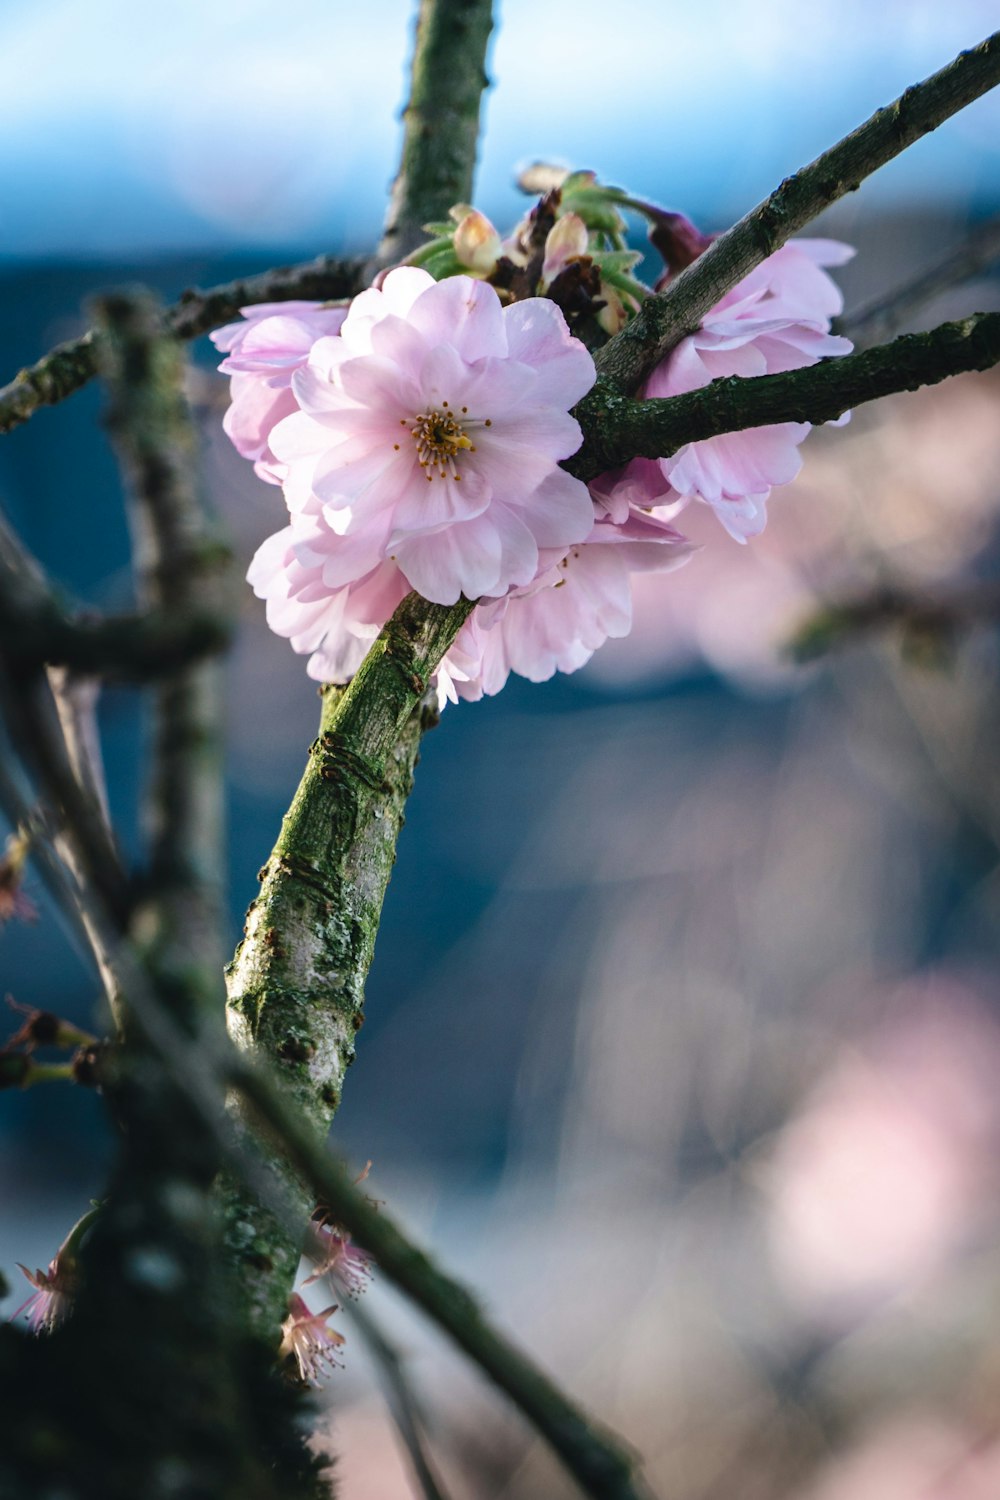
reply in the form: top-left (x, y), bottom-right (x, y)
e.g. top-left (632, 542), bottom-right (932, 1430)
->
top-left (3, 2), bottom-right (1000, 1495)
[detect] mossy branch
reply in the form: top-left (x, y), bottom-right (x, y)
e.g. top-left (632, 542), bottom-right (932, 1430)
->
top-left (570, 311), bottom-right (1000, 480)
top-left (596, 29), bottom-right (1000, 392)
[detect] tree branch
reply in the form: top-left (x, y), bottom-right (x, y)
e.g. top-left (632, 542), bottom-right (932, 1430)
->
top-left (570, 311), bottom-right (1000, 479)
top-left (0, 253), bottom-right (364, 437)
top-left (595, 29), bottom-right (1000, 392)
top-left (234, 1062), bottom-right (654, 1500)
top-left (342, 1295), bottom-right (455, 1500)
top-left (377, 0), bottom-right (495, 267)
top-left (0, 507), bottom-right (231, 679)
top-left (839, 214), bottom-right (1000, 346)
top-left (227, 593), bottom-right (472, 1133)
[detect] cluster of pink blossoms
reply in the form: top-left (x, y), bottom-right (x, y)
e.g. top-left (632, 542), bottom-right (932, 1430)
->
top-left (215, 236), bottom-right (852, 701)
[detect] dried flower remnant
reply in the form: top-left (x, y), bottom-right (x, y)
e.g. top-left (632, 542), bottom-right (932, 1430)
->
top-left (0, 829), bottom-right (37, 926)
top-left (279, 1293), bottom-right (345, 1385)
top-left (5, 996), bottom-right (97, 1054)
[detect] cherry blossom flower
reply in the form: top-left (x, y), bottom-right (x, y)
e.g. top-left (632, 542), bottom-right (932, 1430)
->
top-left (267, 267), bottom-right (597, 604)
top-left (608, 239), bottom-right (854, 541)
top-left (211, 301), bottom-right (348, 484)
top-left (437, 505), bottom-right (694, 702)
top-left (247, 519), bottom-right (409, 685)
top-left (249, 500), bottom-right (692, 702)
top-left (279, 1294), bottom-right (345, 1384)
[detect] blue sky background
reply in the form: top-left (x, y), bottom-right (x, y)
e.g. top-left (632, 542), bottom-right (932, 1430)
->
top-left (2, 0), bottom-right (999, 261)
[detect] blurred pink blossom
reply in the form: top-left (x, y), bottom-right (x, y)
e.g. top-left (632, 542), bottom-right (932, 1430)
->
top-left (799, 1419), bottom-right (1000, 1500)
top-left (765, 980), bottom-right (1000, 1315)
top-left (279, 1293), bottom-right (345, 1385)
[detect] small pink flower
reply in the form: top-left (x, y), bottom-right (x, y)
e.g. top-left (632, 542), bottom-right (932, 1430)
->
top-left (211, 301), bottom-right (348, 484)
top-left (611, 238), bottom-right (854, 542)
top-left (268, 267), bottom-right (597, 605)
top-left (279, 1293), bottom-right (345, 1385)
top-left (304, 1224), bottom-right (373, 1299)
top-left (12, 1256), bottom-right (75, 1334)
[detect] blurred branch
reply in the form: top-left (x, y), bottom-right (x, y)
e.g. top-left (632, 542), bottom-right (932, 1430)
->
top-left (0, 507), bottom-right (233, 679)
top-left (789, 581), bottom-right (1000, 662)
top-left (46, 668), bottom-right (110, 829)
top-left (0, 253), bottom-right (365, 437)
top-left (377, 0), bottom-right (495, 267)
top-left (94, 289), bottom-right (232, 986)
top-left (343, 1295), bottom-right (455, 1500)
top-left (839, 215), bottom-right (1000, 345)
top-left (570, 311), bottom-right (1000, 479)
top-left (235, 1063), bottom-right (655, 1500)
top-left (0, 662), bottom-right (129, 929)
top-left (595, 30), bottom-right (1000, 392)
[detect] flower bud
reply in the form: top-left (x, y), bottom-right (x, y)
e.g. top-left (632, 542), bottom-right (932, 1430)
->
top-left (453, 210), bottom-right (503, 276)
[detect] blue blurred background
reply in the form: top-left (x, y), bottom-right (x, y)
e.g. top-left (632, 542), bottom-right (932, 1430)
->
top-left (4, 3), bottom-right (1000, 1495)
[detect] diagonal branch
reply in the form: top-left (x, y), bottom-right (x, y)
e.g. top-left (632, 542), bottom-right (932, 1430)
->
top-left (234, 1062), bottom-right (654, 1500)
top-left (570, 311), bottom-right (1000, 479)
top-left (596, 29), bottom-right (1000, 393)
top-left (377, 0), bottom-right (496, 267)
top-left (0, 253), bottom-right (365, 437)
top-left (839, 214), bottom-right (1000, 345)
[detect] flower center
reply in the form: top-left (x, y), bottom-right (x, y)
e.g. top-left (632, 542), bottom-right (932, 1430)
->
top-left (406, 400), bottom-right (481, 482)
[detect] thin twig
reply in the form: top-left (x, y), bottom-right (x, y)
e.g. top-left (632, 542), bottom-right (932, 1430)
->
top-left (595, 29), bottom-right (1000, 392)
top-left (789, 580), bottom-right (1000, 661)
top-left (839, 214), bottom-right (1000, 345)
top-left (0, 254), bottom-right (364, 437)
top-left (0, 659), bottom-right (129, 927)
top-left (377, 0), bottom-right (496, 267)
top-left (342, 1295), bottom-right (455, 1500)
top-left (45, 669), bottom-right (110, 829)
top-left (571, 310), bottom-right (1000, 479)
top-left (234, 1063), bottom-right (654, 1500)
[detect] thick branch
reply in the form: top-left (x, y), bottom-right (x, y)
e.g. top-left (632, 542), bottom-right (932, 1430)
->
top-left (377, 0), bottom-right (495, 266)
top-left (570, 311), bottom-right (1000, 479)
top-left (226, 592), bottom-right (474, 1137)
top-left (596, 30), bottom-right (1000, 392)
top-left (0, 254), bottom-right (364, 437)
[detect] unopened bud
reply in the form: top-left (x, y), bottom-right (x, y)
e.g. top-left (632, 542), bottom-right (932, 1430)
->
top-left (453, 210), bottom-right (503, 276)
